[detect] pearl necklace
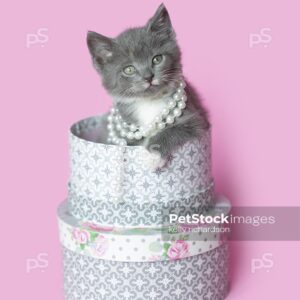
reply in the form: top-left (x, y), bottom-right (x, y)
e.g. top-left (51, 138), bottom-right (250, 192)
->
top-left (107, 81), bottom-right (187, 146)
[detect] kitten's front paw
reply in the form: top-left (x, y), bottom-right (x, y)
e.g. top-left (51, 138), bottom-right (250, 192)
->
top-left (141, 150), bottom-right (167, 171)
top-left (149, 152), bottom-right (167, 171)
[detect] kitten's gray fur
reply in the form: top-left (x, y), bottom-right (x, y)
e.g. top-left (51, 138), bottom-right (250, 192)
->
top-left (87, 3), bottom-right (210, 161)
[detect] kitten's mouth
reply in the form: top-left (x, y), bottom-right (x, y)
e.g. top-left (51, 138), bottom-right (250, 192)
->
top-left (144, 84), bottom-right (162, 95)
top-left (146, 83), bottom-right (158, 89)
top-left (143, 78), bottom-right (161, 90)
top-left (138, 80), bottom-right (172, 98)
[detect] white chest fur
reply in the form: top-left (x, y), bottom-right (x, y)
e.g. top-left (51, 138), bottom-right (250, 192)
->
top-left (133, 99), bottom-right (167, 127)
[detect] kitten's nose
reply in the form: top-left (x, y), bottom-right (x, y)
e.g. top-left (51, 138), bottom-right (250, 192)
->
top-left (144, 74), bottom-right (154, 84)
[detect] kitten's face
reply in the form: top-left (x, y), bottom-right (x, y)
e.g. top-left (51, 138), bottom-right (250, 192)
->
top-left (87, 4), bottom-right (182, 101)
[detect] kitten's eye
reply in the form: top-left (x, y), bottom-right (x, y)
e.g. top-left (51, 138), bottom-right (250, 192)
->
top-left (152, 55), bottom-right (163, 65)
top-left (123, 65), bottom-right (136, 75)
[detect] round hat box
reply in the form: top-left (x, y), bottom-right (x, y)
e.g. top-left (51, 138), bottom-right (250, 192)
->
top-left (57, 115), bottom-right (230, 300)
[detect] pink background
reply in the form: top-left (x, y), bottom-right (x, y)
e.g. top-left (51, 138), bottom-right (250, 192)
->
top-left (1, 0), bottom-right (299, 299)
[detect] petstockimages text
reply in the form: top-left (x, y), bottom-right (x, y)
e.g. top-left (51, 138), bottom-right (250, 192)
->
top-left (169, 214), bottom-right (276, 227)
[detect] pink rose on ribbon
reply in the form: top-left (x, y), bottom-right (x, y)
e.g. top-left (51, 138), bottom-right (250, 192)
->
top-left (91, 235), bottom-right (109, 257)
top-left (72, 228), bottom-right (90, 245)
top-left (167, 240), bottom-right (189, 260)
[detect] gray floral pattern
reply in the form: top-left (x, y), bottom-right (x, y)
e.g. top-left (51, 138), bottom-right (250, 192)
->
top-left (68, 183), bottom-right (214, 226)
top-left (62, 243), bottom-right (229, 300)
top-left (68, 116), bottom-right (212, 206)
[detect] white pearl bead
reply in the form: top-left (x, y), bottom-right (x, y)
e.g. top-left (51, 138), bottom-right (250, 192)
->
top-left (120, 130), bottom-right (127, 137)
top-left (173, 93), bottom-right (180, 101)
top-left (178, 101), bottom-right (186, 109)
top-left (119, 139), bottom-right (127, 146)
top-left (107, 115), bottom-right (113, 122)
top-left (107, 123), bottom-right (113, 130)
top-left (134, 131), bottom-right (142, 140)
top-left (179, 81), bottom-right (186, 88)
top-left (162, 107), bottom-right (170, 116)
top-left (173, 108), bottom-right (182, 117)
top-left (177, 88), bottom-right (183, 94)
top-left (116, 123), bottom-right (122, 131)
top-left (168, 100), bottom-right (176, 108)
top-left (111, 108), bottom-right (116, 113)
top-left (130, 124), bottom-right (137, 132)
top-left (108, 131), bottom-right (115, 137)
top-left (142, 129), bottom-right (149, 137)
top-left (154, 115), bottom-right (162, 123)
top-left (112, 137), bottom-right (117, 143)
top-left (166, 115), bottom-right (175, 124)
top-left (181, 95), bottom-right (187, 102)
top-left (139, 127), bottom-right (146, 137)
top-left (127, 132), bottom-right (134, 139)
top-left (122, 122), bottom-right (128, 128)
top-left (148, 123), bottom-right (156, 130)
top-left (158, 122), bottom-right (166, 130)
top-left (107, 137), bottom-right (112, 143)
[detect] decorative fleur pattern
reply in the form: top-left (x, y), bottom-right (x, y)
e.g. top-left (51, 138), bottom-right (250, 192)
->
top-left (68, 116), bottom-right (212, 205)
top-left (62, 243), bottom-right (229, 300)
top-left (68, 184), bottom-right (214, 226)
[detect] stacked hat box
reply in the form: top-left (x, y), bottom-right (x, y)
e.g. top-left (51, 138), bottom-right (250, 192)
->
top-left (57, 115), bottom-right (230, 300)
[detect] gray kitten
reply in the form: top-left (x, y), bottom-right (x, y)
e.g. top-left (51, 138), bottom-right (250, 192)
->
top-left (87, 4), bottom-right (209, 168)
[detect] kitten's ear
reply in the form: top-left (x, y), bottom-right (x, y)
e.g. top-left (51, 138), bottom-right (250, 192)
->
top-left (87, 31), bottom-right (114, 65)
top-left (147, 4), bottom-right (173, 38)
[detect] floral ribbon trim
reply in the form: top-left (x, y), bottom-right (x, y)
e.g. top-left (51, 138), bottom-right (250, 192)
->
top-left (58, 202), bottom-right (228, 262)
